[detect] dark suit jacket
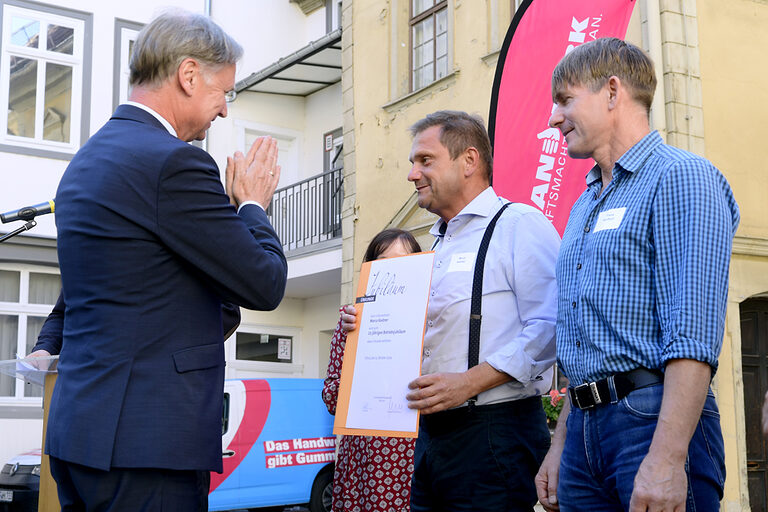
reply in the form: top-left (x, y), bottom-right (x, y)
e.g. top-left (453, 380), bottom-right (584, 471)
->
top-left (47, 104), bottom-right (287, 472)
top-left (33, 292), bottom-right (241, 355)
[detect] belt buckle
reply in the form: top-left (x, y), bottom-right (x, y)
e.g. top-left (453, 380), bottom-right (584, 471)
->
top-left (573, 383), bottom-right (591, 409)
top-left (573, 381), bottom-right (602, 409)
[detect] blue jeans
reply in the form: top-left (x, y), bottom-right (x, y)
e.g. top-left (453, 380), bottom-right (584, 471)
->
top-left (558, 384), bottom-right (725, 511)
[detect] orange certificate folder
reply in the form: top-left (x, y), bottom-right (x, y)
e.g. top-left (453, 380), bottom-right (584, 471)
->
top-left (333, 251), bottom-right (435, 438)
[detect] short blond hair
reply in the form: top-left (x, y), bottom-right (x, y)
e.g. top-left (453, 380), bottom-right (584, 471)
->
top-left (552, 37), bottom-right (656, 112)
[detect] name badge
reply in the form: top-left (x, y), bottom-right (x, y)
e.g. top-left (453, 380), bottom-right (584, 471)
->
top-left (447, 252), bottom-right (476, 272)
top-left (593, 207), bottom-right (626, 233)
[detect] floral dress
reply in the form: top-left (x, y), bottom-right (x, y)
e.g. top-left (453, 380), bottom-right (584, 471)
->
top-left (322, 308), bottom-right (415, 512)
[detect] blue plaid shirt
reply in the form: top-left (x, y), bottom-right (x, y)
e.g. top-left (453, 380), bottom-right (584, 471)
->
top-left (556, 131), bottom-right (740, 384)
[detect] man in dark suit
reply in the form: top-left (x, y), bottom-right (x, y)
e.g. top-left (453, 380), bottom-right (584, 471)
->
top-left (44, 10), bottom-right (287, 511)
top-left (31, 292), bottom-right (242, 356)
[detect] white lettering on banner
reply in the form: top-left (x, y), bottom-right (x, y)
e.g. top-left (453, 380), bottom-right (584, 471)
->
top-left (568, 17), bottom-right (588, 43)
top-left (292, 437), bottom-right (337, 450)
top-left (566, 17), bottom-right (590, 53)
top-left (264, 436), bottom-right (336, 454)
top-left (532, 119), bottom-right (560, 213)
top-left (530, 13), bottom-right (604, 219)
top-left (265, 450), bottom-right (335, 469)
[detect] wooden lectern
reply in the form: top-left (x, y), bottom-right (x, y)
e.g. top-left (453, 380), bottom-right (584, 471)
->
top-left (39, 371), bottom-right (59, 512)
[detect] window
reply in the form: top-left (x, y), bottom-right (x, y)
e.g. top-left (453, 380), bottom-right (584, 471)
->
top-left (236, 332), bottom-right (294, 363)
top-left (410, 0), bottom-right (448, 91)
top-left (113, 19), bottom-right (141, 109)
top-left (0, 265), bottom-right (60, 401)
top-left (0, 2), bottom-right (90, 156)
top-left (326, 0), bottom-right (342, 33)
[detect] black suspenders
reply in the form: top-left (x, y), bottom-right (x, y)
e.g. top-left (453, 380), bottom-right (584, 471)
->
top-left (429, 202), bottom-right (513, 408)
top-left (467, 202), bottom-right (511, 407)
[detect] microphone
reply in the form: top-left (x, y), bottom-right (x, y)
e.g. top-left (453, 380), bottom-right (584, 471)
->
top-left (0, 200), bottom-right (55, 223)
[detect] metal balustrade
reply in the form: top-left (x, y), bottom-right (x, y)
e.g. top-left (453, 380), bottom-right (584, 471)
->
top-left (266, 167), bottom-right (343, 253)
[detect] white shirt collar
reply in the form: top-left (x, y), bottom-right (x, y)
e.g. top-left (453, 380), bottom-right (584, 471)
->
top-left (124, 101), bottom-right (178, 138)
top-left (428, 187), bottom-right (499, 237)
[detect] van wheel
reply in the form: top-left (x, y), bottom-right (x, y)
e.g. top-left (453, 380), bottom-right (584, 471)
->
top-left (309, 465), bottom-right (334, 512)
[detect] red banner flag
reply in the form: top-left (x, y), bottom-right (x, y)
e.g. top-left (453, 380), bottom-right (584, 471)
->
top-left (489, 0), bottom-right (636, 235)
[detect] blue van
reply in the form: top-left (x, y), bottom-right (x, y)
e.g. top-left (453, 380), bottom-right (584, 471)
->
top-left (209, 378), bottom-right (335, 512)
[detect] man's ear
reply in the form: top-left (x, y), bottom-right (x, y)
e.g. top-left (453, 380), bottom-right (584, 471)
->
top-left (463, 147), bottom-right (481, 178)
top-left (607, 76), bottom-right (621, 110)
top-left (177, 58), bottom-right (201, 97)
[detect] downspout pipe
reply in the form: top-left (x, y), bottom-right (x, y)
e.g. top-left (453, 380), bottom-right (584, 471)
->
top-left (644, 0), bottom-right (667, 141)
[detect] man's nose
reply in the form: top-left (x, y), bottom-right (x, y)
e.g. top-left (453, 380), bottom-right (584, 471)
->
top-left (219, 103), bottom-right (228, 119)
top-left (407, 166), bottom-right (419, 182)
top-left (548, 106), bottom-right (562, 128)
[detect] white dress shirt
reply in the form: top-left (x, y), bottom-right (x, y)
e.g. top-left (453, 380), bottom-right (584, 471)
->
top-left (422, 187), bottom-right (560, 406)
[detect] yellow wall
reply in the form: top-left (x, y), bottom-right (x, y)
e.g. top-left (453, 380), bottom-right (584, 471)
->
top-left (697, 0), bottom-right (768, 240)
top-left (348, 0), bottom-right (511, 294)
top-left (697, 1), bottom-right (768, 509)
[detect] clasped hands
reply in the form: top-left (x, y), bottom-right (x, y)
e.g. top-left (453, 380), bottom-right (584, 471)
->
top-left (225, 136), bottom-right (281, 210)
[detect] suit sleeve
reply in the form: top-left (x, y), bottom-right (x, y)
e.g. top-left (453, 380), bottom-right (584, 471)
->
top-left (32, 291), bottom-right (65, 355)
top-left (155, 145), bottom-right (287, 311)
top-left (221, 302), bottom-right (241, 340)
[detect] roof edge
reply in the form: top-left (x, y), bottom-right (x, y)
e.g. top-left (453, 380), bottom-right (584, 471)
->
top-left (235, 28), bottom-right (342, 93)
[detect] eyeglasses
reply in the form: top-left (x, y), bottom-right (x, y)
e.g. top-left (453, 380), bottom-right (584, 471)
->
top-left (225, 89), bottom-right (237, 103)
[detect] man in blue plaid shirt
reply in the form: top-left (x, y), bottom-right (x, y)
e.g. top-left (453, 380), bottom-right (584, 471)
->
top-left (534, 38), bottom-right (740, 512)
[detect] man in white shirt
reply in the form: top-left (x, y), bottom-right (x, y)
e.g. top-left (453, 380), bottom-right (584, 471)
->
top-left (405, 110), bottom-right (560, 511)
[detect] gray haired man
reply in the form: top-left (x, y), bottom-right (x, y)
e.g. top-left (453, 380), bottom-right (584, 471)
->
top-left (46, 10), bottom-right (287, 511)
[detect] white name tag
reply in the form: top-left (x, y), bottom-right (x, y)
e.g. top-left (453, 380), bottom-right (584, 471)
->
top-left (447, 252), bottom-right (476, 272)
top-left (593, 207), bottom-right (626, 233)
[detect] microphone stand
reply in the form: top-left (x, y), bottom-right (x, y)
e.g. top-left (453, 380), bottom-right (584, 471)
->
top-left (0, 220), bottom-right (37, 243)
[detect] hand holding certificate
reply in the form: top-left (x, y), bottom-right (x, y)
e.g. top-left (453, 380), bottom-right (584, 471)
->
top-left (333, 251), bottom-right (434, 438)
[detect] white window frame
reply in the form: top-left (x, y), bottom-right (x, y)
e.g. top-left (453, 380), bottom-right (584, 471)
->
top-left (410, 0), bottom-right (449, 92)
top-left (117, 26), bottom-right (139, 106)
top-left (227, 324), bottom-right (303, 375)
top-left (326, 0), bottom-right (342, 33)
top-left (0, 3), bottom-right (85, 153)
top-left (0, 263), bottom-right (59, 405)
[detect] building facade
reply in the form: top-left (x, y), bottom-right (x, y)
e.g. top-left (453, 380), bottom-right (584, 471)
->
top-left (340, 0), bottom-right (768, 509)
top-left (0, 0), bottom-right (345, 465)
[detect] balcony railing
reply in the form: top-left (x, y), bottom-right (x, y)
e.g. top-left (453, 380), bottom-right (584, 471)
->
top-left (266, 167), bottom-right (343, 253)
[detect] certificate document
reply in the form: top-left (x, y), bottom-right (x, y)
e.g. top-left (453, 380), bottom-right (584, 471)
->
top-left (333, 251), bottom-right (435, 438)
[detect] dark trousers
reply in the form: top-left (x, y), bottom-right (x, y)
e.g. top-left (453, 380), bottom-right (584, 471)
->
top-left (49, 456), bottom-right (210, 512)
top-left (410, 396), bottom-right (550, 512)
